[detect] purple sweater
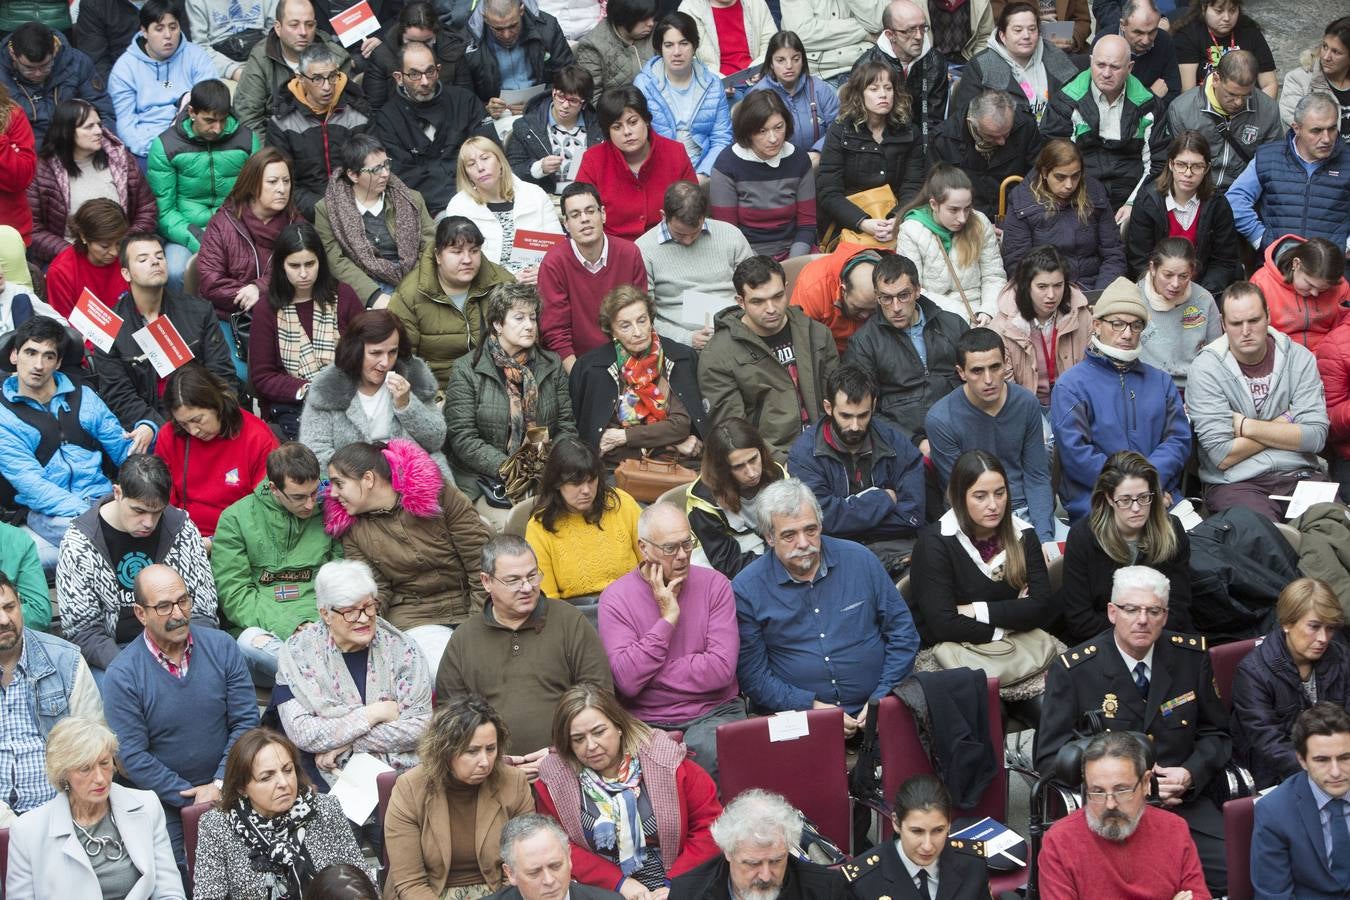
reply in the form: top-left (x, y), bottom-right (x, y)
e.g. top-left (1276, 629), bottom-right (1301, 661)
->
top-left (598, 565), bottom-right (741, 723)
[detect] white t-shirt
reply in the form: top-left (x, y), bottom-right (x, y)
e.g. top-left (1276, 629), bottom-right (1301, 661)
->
top-left (357, 385), bottom-right (394, 441)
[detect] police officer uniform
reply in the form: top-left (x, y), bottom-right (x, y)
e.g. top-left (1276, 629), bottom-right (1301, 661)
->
top-left (1033, 628), bottom-right (1231, 894)
top-left (842, 837), bottom-right (990, 900)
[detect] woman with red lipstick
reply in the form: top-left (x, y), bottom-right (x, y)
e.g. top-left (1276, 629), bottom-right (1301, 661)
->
top-left (1134, 238), bottom-right (1221, 393)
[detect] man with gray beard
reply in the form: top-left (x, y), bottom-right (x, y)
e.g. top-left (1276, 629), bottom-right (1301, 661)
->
top-left (1038, 732), bottom-right (1210, 899)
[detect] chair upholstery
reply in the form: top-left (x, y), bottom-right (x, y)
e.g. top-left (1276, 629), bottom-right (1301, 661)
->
top-left (377, 768), bottom-right (400, 870)
top-left (182, 800), bottom-right (212, 882)
top-left (1209, 637), bottom-right (1263, 712)
top-left (782, 253), bottom-right (826, 300)
top-left (1223, 795), bottom-right (1256, 900)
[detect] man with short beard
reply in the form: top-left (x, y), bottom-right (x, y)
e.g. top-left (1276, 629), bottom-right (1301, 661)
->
top-left (1038, 731), bottom-right (1210, 899)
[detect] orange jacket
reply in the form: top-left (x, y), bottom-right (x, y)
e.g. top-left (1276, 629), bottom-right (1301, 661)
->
top-left (789, 241), bottom-right (876, 354)
top-left (1251, 234), bottom-right (1350, 353)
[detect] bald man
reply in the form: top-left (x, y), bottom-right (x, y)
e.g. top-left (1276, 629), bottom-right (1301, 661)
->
top-left (850, 0), bottom-right (949, 157)
top-left (1042, 33), bottom-right (1169, 223)
top-left (597, 503), bottom-right (744, 782)
top-left (102, 564), bottom-right (259, 867)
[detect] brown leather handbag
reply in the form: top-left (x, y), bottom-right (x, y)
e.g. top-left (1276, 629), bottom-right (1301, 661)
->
top-left (614, 452), bottom-right (696, 503)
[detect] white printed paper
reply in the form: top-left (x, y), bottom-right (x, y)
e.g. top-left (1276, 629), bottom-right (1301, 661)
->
top-left (678, 290), bottom-right (731, 331)
top-left (767, 710), bottom-right (810, 742)
top-left (67, 288), bottom-right (123, 353)
top-left (131, 317), bottom-right (195, 377)
top-left (1278, 480), bottom-right (1341, 519)
top-left (1041, 20), bottom-right (1074, 41)
top-left (329, 752), bottom-right (394, 824)
top-left (499, 84), bottom-right (547, 107)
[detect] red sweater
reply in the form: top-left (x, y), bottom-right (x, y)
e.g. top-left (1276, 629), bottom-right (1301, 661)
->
top-left (575, 134), bottom-right (697, 242)
top-left (246, 284), bottom-right (364, 404)
top-left (538, 236), bottom-right (649, 360)
top-left (0, 107), bottom-right (36, 246)
top-left (1038, 806), bottom-right (1211, 900)
top-left (45, 244), bottom-right (130, 317)
top-left (153, 410), bottom-right (279, 537)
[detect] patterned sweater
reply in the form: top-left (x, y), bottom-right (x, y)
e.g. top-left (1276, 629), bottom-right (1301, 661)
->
top-left (708, 142), bottom-right (817, 258)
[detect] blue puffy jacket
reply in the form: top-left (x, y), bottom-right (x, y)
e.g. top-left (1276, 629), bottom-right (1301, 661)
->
top-left (0, 372), bottom-right (141, 518)
top-left (633, 56), bottom-right (732, 178)
top-left (0, 33), bottom-right (116, 146)
top-left (107, 35), bottom-right (216, 157)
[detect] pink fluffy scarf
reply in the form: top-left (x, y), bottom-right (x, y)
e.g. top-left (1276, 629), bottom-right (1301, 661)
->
top-left (324, 438), bottom-right (444, 537)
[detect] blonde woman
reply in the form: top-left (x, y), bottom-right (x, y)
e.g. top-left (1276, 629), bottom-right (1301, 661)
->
top-left (442, 137), bottom-right (563, 284)
top-left (896, 164), bottom-right (1005, 324)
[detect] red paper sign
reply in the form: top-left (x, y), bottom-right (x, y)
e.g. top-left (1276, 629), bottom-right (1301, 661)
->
top-left (68, 288), bottom-right (124, 353)
top-left (330, 0), bottom-right (380, 46)
top-left (133, 316), bottom-right (195, 377)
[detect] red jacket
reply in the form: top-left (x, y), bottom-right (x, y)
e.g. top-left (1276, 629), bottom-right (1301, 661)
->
top-left (247, 284), bottom-right (365, 405)
top-left (534, 739), bottom-right (721, 891)
top-left (153, 409), bottom-right (279, 537)
top-left (197, 201), bottom-right (302, 318)
top-left (45, 244), bottom-right (129, 317)
top-left (0, 106), bottom-right (37, 246)
top-left (575, 134), bottom-right (696, 242)
top-left (1317, 316), bottom-right (1350, 462)
top-left (26, 129), bottom-right (159, 266)
top-left (1252, 234), bottom-right (1350, 353)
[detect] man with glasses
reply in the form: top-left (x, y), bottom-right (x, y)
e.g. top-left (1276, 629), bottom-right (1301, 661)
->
top-left (211, 442), bottom-right (342, 687)
top-left (464, 0), bottom-right (574, 119)
top-left (1165, 50), bottom-right (1283, 191)
top-left (374, 39), bottom-right (497, 211)
top-left (1187, 281), bottom-right (1330, 521)
top-left (435, 534), bottom-right (611, 781)
top-left (57, 454), bottom-right (219, 684)
top-left (1051, 278), bottom-right (1190, 522)
top-left (1038, 730), bottom-right (1211, 899)
top-left (266, 41), bottom-right (371, 218)
top-left (1035, 565), bottom-right (1230, 895)
top-left (0, 21), bottom-right (116, 147)
top-left (508, 65), bottom-right (603, 197)
top-left (234, 0), bottom-right (354, 132)
top-left (597, 503), bottom-right (745, 783)
top-left (850, 0), bottom-right (948, 158)
top-left (103, 562), bottom-right (259, 867)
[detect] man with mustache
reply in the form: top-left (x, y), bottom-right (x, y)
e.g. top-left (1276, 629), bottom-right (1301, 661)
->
top-left (101, 563), bottom-right (260, 870)
top-left (1038, 731), bottom-right (1210, 899)
top-left (1035, 565), bottom-right (1230, 896)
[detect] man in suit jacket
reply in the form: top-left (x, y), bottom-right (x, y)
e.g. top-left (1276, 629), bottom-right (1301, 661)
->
top-left (493, 813), bottom-right (623, 900)
top-left (1252, 702), bottom-right (1350, 899)
top-left (843, 775), bottom-right (991, 900)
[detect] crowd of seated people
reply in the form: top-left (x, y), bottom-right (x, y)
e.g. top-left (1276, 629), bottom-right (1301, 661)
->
top-left (0, 0), bottom-right (1349, 896)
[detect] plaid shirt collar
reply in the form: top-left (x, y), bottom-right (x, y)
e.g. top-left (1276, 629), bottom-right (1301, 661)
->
top-left (144, 629), bottom-right (193, 678)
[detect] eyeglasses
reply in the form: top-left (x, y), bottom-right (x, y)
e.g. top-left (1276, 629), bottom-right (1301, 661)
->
top-left (138, 597), bottom-right (190, 616)
top-left (1111, 492), bottom-right (1154, 509)
top-left (1110, 601), bottom-right (1169, 620)
top-left (553, 91), bottom-right (585, 107)
top-left (566, 205), bottom-right (601, 220)
top-left (1084, 780), bottom-right (1142, 804)
top-left (302, 71), bottom-right (341, 86)
top-left (492, 570), bottom-right (544, 590)
top-left (1170, 160), bottom-right (1208, 174)
top-left (400, 65), bottom-right (440, 82)
top-left (876, 291), bottom-right (916, 306)
top-left (1102, 318), bottom-right (1146, 334)
top-left (888, 23), bottom-right (929, 37)
top-left (644, 538), bottom-right (695, 557)
top-left (359, 161), bottom-right (392, 175)
top-left (333, 601), bottom-right (378, 623)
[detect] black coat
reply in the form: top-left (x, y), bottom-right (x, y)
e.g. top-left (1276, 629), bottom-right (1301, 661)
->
top-left (361, 20), bottom-right (470, 110)
top-left (1034, 628), bottom-right (1232, 797)
top-left (462, 8), bottom-right (574, 104)
top-left (842, 296), bottom-right (968, 444)
top-left (1057, 514), bottom-right (1194, 645)
top-left (850, 44), bottom-right (949, 159)
top-left (373, 83), bottom-right (497, 211)
top-left (686, 476), bottom-right (766, 580)
top-left (265, 84), bottom-right (371, 218)
top-left (670, 854), bottom-right (849, 900)
top-left (928, 105), bottom-right (1044, 220)
top-left (506, 90), bottom-right (603, 194)
top-left (844, 836), bottom-right (991, 900)
top-left (816, 117), bottom-right (925, 234)
top-left (72, 0), bottom-right (139, 79)
top-left (1232, 629), bottom-right (1350, 790)
top-left (1123, 183), bottom-right (1244, 297)
top-left (569, 338), bottom-right (706, 452)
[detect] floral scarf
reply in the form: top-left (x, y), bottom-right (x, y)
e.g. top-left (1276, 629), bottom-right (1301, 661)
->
top-left (579, 755), bottom-right (647, 877)
top-left (615, 333), bottom-right (668, 427)
top-left (226, 788), bottom-right (319, 899)
top-left (276, 299), bottom-right (338, 381)
top-left (487, 337), bottom-right (539, 454)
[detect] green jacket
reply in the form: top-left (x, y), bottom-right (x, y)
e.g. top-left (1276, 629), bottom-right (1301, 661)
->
top-left (233, 31), bottom-right (353, 132)
top-left (0, 0), bottom-right (69, 32)
top-left (210, 481), bottom-right (343, 638)
top-left (146, 113), bottom-right (259, 252)
top-left (0, 521), bottom-right (50, 632)
top-left (444, 344), bottom-right (577, 499)
top-left (389, 246), bottom-right (516, 392)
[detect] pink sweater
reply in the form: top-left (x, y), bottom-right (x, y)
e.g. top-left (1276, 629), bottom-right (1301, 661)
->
top-left (1038, 806), bottom-right (1211, 900)
top-left (596, 566), bottom-right (740, 723)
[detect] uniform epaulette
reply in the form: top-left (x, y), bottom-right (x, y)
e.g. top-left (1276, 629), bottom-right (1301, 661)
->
top-left (1168, 633), bottom-right (1208, 652)
top-left (948, 838), bottom-right (985, 857)
top-left (840, 851), bottom-right (883, 882)
top-left (1059, 643), bottom-right (1099, 668)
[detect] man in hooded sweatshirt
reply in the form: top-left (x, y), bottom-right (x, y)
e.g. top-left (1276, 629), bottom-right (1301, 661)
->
top-left (108, 0), bottom-right (218, 161)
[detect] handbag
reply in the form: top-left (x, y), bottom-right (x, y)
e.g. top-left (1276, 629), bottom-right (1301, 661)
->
top-left (824, 184), bottom-right (898, 251)
top-left (497, 426), bottom-right (552, 504)
top-left (613, 452), bottom-right (696, 503)
top-left (931, 628), bottom-right (1058, 688)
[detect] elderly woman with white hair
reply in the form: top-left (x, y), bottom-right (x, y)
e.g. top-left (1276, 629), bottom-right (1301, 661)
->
top-left (273, 558), bottom-right (433, 787)
top-left (6, 717), bottom-right (184, 899)
top-left (667, 789), bottom-right (848, 899)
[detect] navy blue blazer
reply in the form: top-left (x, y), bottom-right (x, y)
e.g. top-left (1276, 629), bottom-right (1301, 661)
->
top-left (1252, 770), bottom-right (1350, 899)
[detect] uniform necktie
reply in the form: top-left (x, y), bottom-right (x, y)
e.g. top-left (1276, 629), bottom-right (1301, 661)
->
top-left (1134, 661), bottom-right (1150, 700)
top-left (1330, 798), bottom-right (1350, 883)
top-left (917, 867), bottom-right (933, 900)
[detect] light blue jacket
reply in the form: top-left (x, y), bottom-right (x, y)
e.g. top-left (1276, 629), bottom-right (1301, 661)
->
top-left (108, 35), bottom-right (216, 157)
top-left (0, 372), bottom-right (142, 518)
top-left (634, 56), bottom-right (732, 178)
top-left (747, 73), bottom-right (839, 153)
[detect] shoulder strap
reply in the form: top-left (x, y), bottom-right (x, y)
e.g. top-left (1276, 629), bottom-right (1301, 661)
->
top-left (1218, 122), bottom-right (1255, 163)
top-left (937, 241), bottom-right (976, 322)
top-left (0, 387), bottom-right (97, 466)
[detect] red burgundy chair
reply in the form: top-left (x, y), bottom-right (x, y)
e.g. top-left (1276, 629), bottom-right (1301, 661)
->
top-left (1224, 795), bottom-right (1257, 900)
top-left (1209, 637), bottom-right (1263, 711)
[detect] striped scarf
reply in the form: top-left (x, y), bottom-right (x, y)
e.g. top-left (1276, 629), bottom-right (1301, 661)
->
top-left (276, 300), bottom-right (338, 382)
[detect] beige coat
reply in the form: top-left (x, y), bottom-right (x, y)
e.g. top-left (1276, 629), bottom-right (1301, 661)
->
top-left (679, 0), bottom-right (776, 72)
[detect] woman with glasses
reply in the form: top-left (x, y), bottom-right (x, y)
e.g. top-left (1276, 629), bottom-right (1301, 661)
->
top-left (1133, 238), bottom-right (1221, 392)
top-left (508, 66), bottom-right (604, 197)
top-left (525, 437), bottom-right (641, 602)
top-left (1059, 451), bottom-right (1193, 645)
top-left (314, 135), bottom-right (434, 313)
top-left (1124, 131), bottom-right (1242, 296)
top-left (272, 557), bottom-right (433, 790)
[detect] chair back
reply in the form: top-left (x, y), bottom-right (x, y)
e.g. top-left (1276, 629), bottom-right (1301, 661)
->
top-left (182, 800), bottom-right (213, 882)
top-left (1223, 796), bottom-right (1256, 900)
top-left (716, 707), bottom-right (851, 850)
top-left (782, 253), bottom-right (827, 300)
top-left (183, 254), bottom-right (200, 297)
top-left (1209, 637), bottom-right (1263, 711)
top-left (503, 497), bottom-right (537, 537)
top-left (377, 769), bottom-right (400, 870)
top-left (1274, 522), bottom-right (1302, 553)
top-left (654, 482), bottom-right (693, 510)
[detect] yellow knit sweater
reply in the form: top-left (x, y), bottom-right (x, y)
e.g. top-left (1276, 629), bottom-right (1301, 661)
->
top-left (525, 489), bottom-right (642, 599)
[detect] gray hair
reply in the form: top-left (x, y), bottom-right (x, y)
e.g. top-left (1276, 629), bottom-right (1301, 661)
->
top-left (314, 559), bottom-right (379, 610)
top-left (1119, 0), bottom-right (1159, 25)
top-left (1110, 565), bottom-right (1170, 606)
top-left (45, 717), bottom-right (119, 790)
top-left (755, 478), bottom-right (822, 540)
top-left (1081, 731), bottom-right (1148, 784)
top-left (482, 0), bottom-right (521, 18)
top-left (637, 502), bottom-right (688, 542)
top-left (967, 89), bottom-right (1014, 126)
top-left (297, 41), bottom-right (340, 75)
top-left (481, 534), bottom-right (536, 577)
top-left (1294, 92), bottom-right (1340, 126)
top-left (500, 813), bottom-right (570, 869)
top-left (710, 789), bottom-right (805, 855)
